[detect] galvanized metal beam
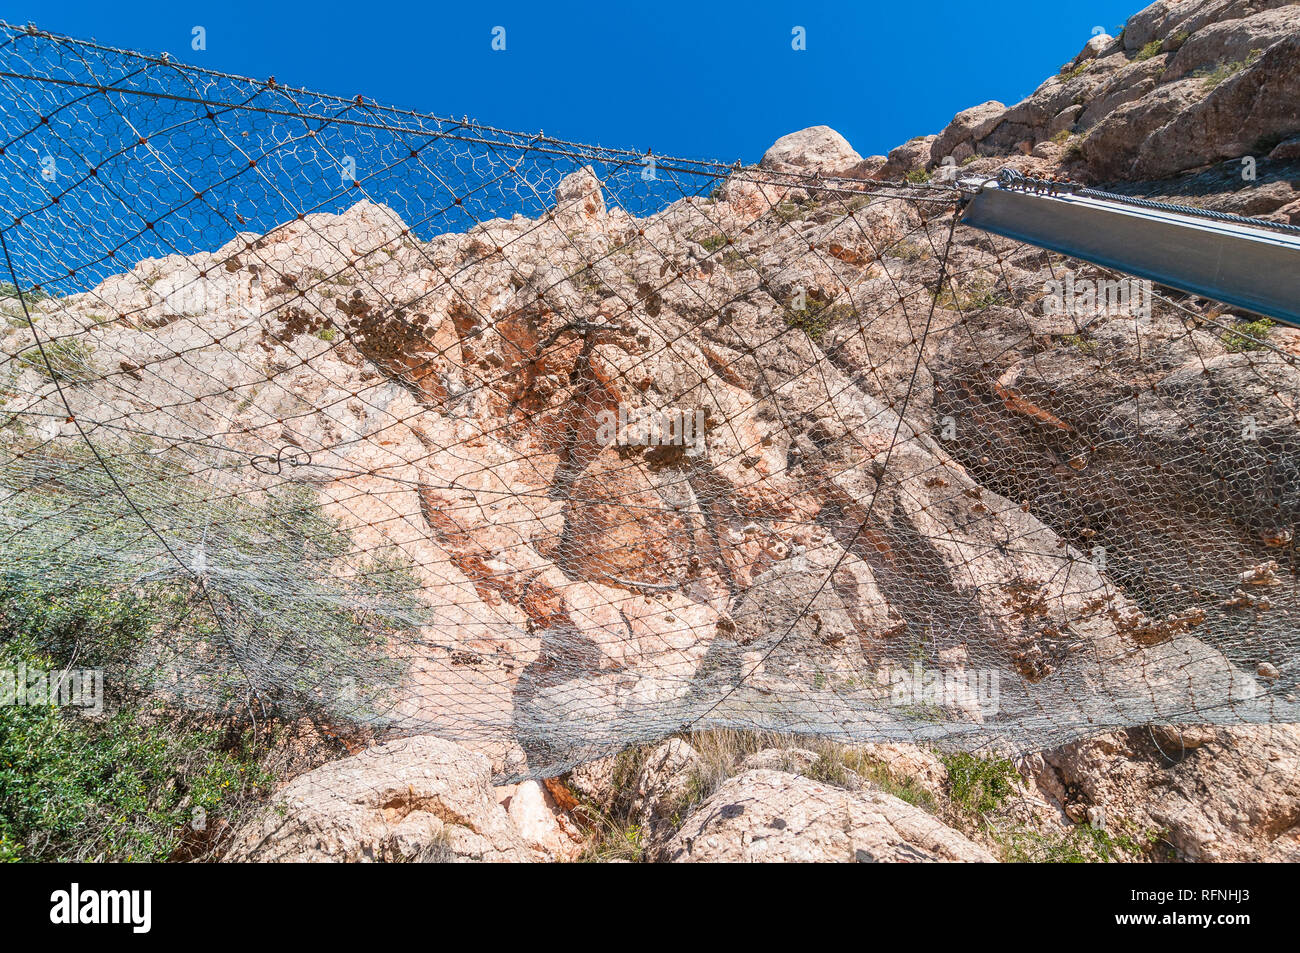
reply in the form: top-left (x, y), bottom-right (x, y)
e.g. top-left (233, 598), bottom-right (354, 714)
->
top-left (957, 176), bottom-right (1300, 327)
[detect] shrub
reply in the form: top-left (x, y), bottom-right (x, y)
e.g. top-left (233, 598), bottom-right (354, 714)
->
top-left (1134, 39), bottom-right (1163, 62)
top-left (1060, 61), bottom-right (1090, 82)
top-left (995, 819), bottom-right (1167, 863)
top-left (13, 338), bottom-right (95, 383)
top-left (889, 239), bottom-right (931, 262)
top-left (696, 233), bottom-right (728, 254)
top-left (808, 746), bottom-right (938, 810)
top-left (771, 198), bottom-right (818, 223)
top-left (936, 278), bottom-right (1002, 312)
top-left (784, 299), bottom-right (856, 343)
top-left (0, 282), bottom-right (49, 303)
top-left (0, 638), bottom-right (272, 862)
top-left (582, 822), bottom-right (645, 862)
top-left (1196, 49), bottom-right (1262, 91)
top-left (0, 447), bottom-right (415, 724)
top-left (1222, 316), bottom-right (1273, 352)
top-left (942, 752), bottom-right (1019, 816)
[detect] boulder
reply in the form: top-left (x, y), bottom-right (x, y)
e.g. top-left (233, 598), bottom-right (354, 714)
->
top-left (662, 769), bottom-right (995, 862)
top-left (496, 779), bottom-right (583, 860)
top-left (1034, 724), bottom-right (1300, 862)
top-left (877, 135), bottom-right (936, 179)
top-left (1074, 33), bottom-right (1114, 63)
top-left (227, 735), bottom-right (534, 862)
top-left (929, 101), bottom-right (1006, 167)
top-left (1269, 134), bottom-right (1300, 161)
top-left (760, 125), bottom-right (863, 176)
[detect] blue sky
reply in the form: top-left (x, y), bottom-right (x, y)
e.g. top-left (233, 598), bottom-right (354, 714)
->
top-left (3, 0), bottom-right (1144, 164)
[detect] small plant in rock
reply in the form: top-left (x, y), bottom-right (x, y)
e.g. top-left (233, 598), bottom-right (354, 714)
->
top-left (1060, 61), bottom-right (1090, 81)
top-left (13, 338), bottom-right (95, 383)
top-left (942, 752), bottom-right (1020, 817)
top-left (783, 300), bottom-right (856, 343)
top-left (1221, 316), bottom-right (1273, 352)
top-left (890, 240), bottom-right (931, 262)
top-left (580, 820), bottom-right (646, 862)
top-left (1195, 50), bottom-right (1262, 91)
top-left (697, 233), bottom-right (728, 254)
top-left (995, 819), bottom-right (1167, 863)
top-left (1134, 39), bottom-right (1163, 62)
top-left (936, 278), bottom-right (1003, 312)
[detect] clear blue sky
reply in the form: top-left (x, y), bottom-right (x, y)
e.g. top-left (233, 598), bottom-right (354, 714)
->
top-left (2, 0), bottom-right (1143, 164)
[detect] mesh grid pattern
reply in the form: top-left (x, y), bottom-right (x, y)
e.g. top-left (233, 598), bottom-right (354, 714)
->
top-left (2, 23), bottom-right (1296, 782)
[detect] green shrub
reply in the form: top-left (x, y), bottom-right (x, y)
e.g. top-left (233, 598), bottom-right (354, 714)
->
top-left (13, 338), bottom-right (95, 383)
top-left (942, 752), bottom-right (1019, 816)
top-left (810, 747), bottom-right (938, 810)
top-left (889, 240), bottom-right (931, 262)
top-left (582, 822), bottom-right (645, 862)
top-left (0, 282), bottom-right (49, 304)
top-left (0, 638), bottom-right (271, 862)
top-left (0, 448), bottom-right (415, 723)
top-left (995, 819), bottom-right (1166, 863)
top-left (936, 278), bottom-right (1002, 312)
top-left (771, 198), bottom-right (817, 223)
top-left (1060, 61), bottom-right (1090, 81)
top-left (696, 233), bottom-right (728, 254)
top-left (784, 299), bottom-right (856, 343)
top-left (1195, 49), bottom-right (1262, 91)
top-left (1222, 316), bottom-right (1273, 352)
top-left (1134, 40), bottom-right (1163, 62)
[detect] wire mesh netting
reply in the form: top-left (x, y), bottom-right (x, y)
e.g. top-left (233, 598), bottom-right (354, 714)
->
top-left (2, 22), bottom-right (1298, 783)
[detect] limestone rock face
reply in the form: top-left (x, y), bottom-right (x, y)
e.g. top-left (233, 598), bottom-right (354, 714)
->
top-left (1032, 724), bottom-right (1300, 862)
top-left (914, 0), bottom-right (1300, 182)
top-left (553, 165), bottom-right (607, 229)
top-left (929, 101), bottom-right (1006, 166)
top-left (228, 735), bottom-right (534, 862)
top-left (760, 125), bottom-right (864, 176)
top-left (877, 134), bottom-right (936, 179)
top-left (662, 769), bottom-right (995, 862)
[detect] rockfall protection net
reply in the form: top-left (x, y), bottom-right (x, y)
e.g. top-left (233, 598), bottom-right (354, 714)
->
top-left (1, 23), bottom-right (1298, 782)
